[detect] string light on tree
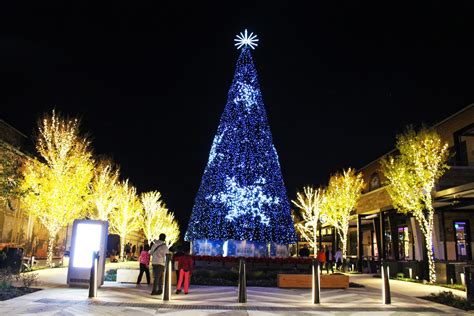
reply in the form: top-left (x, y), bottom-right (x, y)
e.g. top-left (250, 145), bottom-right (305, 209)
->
top-left (186, 30), bottom-right (295, 250)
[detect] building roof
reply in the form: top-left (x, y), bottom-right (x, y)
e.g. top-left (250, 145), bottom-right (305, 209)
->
top-left (0, 119), bottom-right (35, 156)
top-left (357, 103), bottom-right (474, 172)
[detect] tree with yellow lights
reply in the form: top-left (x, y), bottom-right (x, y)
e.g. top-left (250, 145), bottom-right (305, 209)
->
top-left (0, 146), bottom-right (23, 212)
top-left (381, 127), bottom-right (449, 283)
top-left (292, 186), bottom-right (325, 255)
top-left (90, 159), bottom-right (120, 221)
top-left (141, 191), bottom-right (180, 248)
top-left (21, 111), bottom-right (94, 267)
top-left (323, 168), bottom-right (364, 262)
top-left (108, 179), bottom-right (142, 259)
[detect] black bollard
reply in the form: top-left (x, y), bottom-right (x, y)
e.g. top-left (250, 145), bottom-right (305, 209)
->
top-left (312, 258), bottom-right (320, 304)
top-left (381, 260), bottom-right (391, 304)
top-left (88, 251), bottom-right (99, 298)
top-left (163, 253), bottom-right (172, 301)
top-left (238, 258), bottom-right (247, 303)
top-left (465, 266), bottom-right (474, 306)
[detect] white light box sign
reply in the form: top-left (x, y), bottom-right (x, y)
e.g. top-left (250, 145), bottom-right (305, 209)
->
top-left (67, 219), bottom-right (108, 287)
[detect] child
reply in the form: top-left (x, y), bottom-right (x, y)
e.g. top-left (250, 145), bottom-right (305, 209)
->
top-left (136, 244), bottom-right (151, 286)
top-left (175, 250), bottom-right (193, 295)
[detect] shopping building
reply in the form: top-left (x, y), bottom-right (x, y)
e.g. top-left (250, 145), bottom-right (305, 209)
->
top-left (353, 104), bottom-right (474, 282)
top-left (0, 120), bottom-right (67, 262)
top-left (294, 104), bottom-right (474, 282)
top-left (0, 119), bottom-right (145, 265)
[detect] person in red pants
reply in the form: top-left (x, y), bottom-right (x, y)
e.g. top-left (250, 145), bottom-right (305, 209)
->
top-left (175, 250), bottom-right (193, 295)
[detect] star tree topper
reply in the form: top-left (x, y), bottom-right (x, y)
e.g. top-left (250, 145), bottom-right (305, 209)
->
top-left (234, 29), bottom-right (259, 50)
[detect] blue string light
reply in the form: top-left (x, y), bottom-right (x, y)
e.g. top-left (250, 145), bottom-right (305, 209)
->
top-left (185, 46), bottom-right (296, 249)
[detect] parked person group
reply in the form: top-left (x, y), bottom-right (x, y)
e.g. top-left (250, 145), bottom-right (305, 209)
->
top-left (133, 235), bottom-right (194, 296)
top-left (316, 246), bottom-right (339, 274)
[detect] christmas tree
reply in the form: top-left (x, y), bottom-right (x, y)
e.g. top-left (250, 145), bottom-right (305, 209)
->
top-left (185, 31), bottom-right (296, 254)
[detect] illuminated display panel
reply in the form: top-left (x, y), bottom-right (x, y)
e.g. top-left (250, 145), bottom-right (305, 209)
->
top-left (72, 223), bottom-right (102, 268)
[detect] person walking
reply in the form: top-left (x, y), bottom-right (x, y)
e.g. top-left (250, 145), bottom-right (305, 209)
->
top-left (335, 249), bottom-right (342, 270)
top-left (132, 244), bottom-right (137, 258)
top-left (124, 242), bottom-right (131, 261)
top-left (136, 244), bottom-right (151, 286)
top-left (175, 249), bottom-right (193, 295)
top-left (317, 249), bottom-right (326, 273)
top-left (325, 246), bottom-right (334, 274)
top-left (173, 247), bottom-right (185, 282)
top-left (299, 245), bottom-right (310, 257)
top-left (149, 234), bottom-right (169, 296)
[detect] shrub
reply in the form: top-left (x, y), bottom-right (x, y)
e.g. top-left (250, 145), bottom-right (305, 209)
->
top-left (0, 268), bottom-right (13, 289)
top-left (105, 269), bottom-right (117, 282)
top-left (15, 273), bottom-right (39, 289)
top-left (425, 291), bottom-right (471, 311)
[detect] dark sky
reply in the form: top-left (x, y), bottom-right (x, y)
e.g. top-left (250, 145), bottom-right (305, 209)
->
top-left (2, 2), bottom-right (474, 231)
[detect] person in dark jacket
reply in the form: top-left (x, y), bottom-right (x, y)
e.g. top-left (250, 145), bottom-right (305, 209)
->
top-left (299, 245), bottom-right (310, 257)
top-left (325, 246), bottom-right (334, 274)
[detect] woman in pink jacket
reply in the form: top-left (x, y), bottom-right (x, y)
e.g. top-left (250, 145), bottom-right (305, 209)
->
top-left (136, 244), bottom-right (151, 285)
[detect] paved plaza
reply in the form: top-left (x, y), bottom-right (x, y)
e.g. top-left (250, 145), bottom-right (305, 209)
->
top-left (0, 267), bottom-right (470, 315)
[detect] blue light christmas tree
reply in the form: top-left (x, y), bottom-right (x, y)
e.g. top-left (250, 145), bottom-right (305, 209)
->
top-left (185, 31), bottom-right (296, 254)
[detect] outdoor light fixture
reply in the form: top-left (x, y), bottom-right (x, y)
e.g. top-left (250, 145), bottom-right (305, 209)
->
top-left (67, 219), bottom-right (108, 287)
top-left (408, 267), bottom-right (413, 279)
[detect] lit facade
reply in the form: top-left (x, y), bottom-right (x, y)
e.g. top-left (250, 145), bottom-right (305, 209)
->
top-left (326, 104), bottom-right (474, 282)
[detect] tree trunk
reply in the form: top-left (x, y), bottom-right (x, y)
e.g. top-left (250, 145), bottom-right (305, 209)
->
top-left (341, 230), bottom-right (348, 272)
top-left (313, 224), bottom-right (318, 254)
top-left (47, 231), bottom-right (56, 267)
top-left (120, 234), bottom-right (125, 261)
top-left (425, 211), bottom-right (436, 283)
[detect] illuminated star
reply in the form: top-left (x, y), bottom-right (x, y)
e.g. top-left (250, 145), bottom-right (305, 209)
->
top-left (234, 29), bottom-right (259, 50)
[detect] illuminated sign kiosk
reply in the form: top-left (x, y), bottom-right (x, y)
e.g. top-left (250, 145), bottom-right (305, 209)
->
top-left (67, 219), bottom-right (108, 287)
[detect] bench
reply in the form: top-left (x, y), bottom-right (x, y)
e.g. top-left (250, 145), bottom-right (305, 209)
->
top-left (116, 268), bottom-right (177, 285)
top-left (277, 273), bottom-right (349, 289)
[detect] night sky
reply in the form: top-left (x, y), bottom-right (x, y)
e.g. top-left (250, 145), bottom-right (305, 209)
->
top-left (2, 3), bottom-right (474, 231)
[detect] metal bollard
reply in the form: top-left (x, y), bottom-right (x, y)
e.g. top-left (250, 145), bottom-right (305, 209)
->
top-left (163, 253), bottom-right (172, 301)
top-left (88, 251), bottom-right (99, 298)
top-left (312, 258), bottom-right (320, 304)
top-left (464, 266), bottom-right (474, 306)
top-left (238, 258), bottom-right (247, 303)
top-left (381, 260), bottom-right (391, 304)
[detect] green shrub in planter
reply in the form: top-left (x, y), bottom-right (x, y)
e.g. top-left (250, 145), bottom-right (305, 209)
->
top-left (424, 291), bottom-right (471, 311)
top-left (396, 272), bottom-right (405, 279)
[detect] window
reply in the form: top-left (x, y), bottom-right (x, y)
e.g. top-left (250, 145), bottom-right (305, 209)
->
top-left (398, 226), bottom-right (411, 260)
top-left (454, 221), bottom-right (471, 261)
top-left (369, 173), bottom-right (381, 191)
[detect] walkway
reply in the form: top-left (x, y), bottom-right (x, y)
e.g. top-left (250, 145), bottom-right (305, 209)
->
top-left (0, 268), bottom-right (469, 315)
top-left (350, 274), bottom-right (467, 298)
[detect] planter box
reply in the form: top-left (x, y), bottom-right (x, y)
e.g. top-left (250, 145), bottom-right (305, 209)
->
top-left (252, 262), bottom-right (268, 269)
top-left (277, 273), bottom-right (349, 289)
top-left (117, 268), bottom-right (177, 285)
top-left (281, 263), bottom-right (297, 270)
top-left (223, 261), bottom-right (238, 268)
top-left (296, 264), bottom-right (310, 270)
top-left (204, 261), bottom-right (224, 268)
